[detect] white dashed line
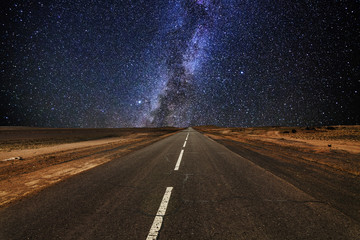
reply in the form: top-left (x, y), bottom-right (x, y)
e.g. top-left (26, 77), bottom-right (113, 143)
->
top-left (175, 133), bottom-right (188, 170)
top-left (146, 187), bottom-right (173, 240)
top-left (147, 133), bottom-right (188, 238)
top-left (174, 149), bottom-right (184, 171)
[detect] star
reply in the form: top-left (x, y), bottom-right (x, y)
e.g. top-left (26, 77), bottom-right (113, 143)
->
top-left (0, 0), bottom-right (358, 127)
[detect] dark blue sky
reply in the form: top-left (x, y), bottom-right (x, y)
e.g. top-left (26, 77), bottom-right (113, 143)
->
top-left (1, 0), bottom-right (359, 127)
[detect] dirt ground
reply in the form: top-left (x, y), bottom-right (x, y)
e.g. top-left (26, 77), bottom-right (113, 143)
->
top-left (0, 127), bottom-right (181, 207)
top-left (194, 125), bottom-right (360, 223)
top-left (194, 125), bottom-right (360, 175)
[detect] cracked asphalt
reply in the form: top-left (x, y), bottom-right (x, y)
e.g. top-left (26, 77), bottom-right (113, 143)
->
top-left (1, 128), bottom-right (359, 239)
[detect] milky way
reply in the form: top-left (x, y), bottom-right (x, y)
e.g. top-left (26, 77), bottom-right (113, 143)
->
top-left (143, 0), bottom-right (217, 127)
top-left (1, 0), bottom-right (359, 127)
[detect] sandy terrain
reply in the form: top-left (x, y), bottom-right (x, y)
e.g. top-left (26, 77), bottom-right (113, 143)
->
top-left (0, 127), bottom-right (178, 151)
top-left (3, 129), bottom-right (360, 239)
top-left (194, 125), bottom-right (360, 176)
top-left (1, 137), bottom-right (128, 160)
top-left (0, 127), bottom-right (181, 207)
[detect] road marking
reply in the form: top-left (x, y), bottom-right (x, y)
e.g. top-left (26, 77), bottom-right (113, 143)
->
top-left (183, 140), bottom-right (187, 148)
top-left (185, 133), bottom-right (189, 141)
top-left (146, 187), bottom-right (173, 240)
top-left (174, 149), bottom-right (184, 170)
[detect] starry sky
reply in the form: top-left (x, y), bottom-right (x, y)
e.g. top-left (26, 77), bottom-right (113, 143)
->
top-left (1, 0), bottom-right (359, 128)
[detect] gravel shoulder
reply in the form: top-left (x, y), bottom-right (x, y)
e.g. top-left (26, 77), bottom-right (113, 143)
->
top-left (0, 127), bottom-right (181, 207)
top-left (194, 125), bottom-right (360, 222)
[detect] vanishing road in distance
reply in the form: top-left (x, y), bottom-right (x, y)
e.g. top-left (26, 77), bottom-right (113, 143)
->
top-left (1, 128), bottom-right (359, 239)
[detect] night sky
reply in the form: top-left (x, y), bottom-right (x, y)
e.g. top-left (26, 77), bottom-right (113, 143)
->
top-left (1, 0), bottom-right (359, 128)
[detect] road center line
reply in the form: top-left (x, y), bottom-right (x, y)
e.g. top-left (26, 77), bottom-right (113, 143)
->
top-left (183, 140), bottom-right (187, 148)
top-left (174, 149), bottom-right (184, 171)
top-left (146, 187), bottom-right (173, 240)
top-left (185, 133), bottom-right (189, 141)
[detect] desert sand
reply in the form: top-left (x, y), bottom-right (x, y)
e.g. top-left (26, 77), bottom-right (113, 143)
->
top-left (0, 127), bottom-right (181, 207)
top-left (194, 125), bottom-right (360, 175)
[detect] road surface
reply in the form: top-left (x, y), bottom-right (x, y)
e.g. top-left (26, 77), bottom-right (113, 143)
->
top-left (1, 128), bottom-right (359, 239)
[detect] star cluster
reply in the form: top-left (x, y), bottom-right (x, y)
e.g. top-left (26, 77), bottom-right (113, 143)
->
top-left (1, 0), bottom-right (359, 127)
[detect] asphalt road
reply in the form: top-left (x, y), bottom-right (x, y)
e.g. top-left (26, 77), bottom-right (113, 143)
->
top-left (1, 128), bottom-right (359, 239)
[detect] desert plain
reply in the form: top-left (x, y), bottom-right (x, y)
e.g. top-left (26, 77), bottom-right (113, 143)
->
top-left (0, 127), bottom-right (181, 207)
top-left (194, 125), bottom-right (360, 221)
top-left (0, 125), bottom-right (360, 239)
top-left (1, 125), bottom-right (359, 221)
